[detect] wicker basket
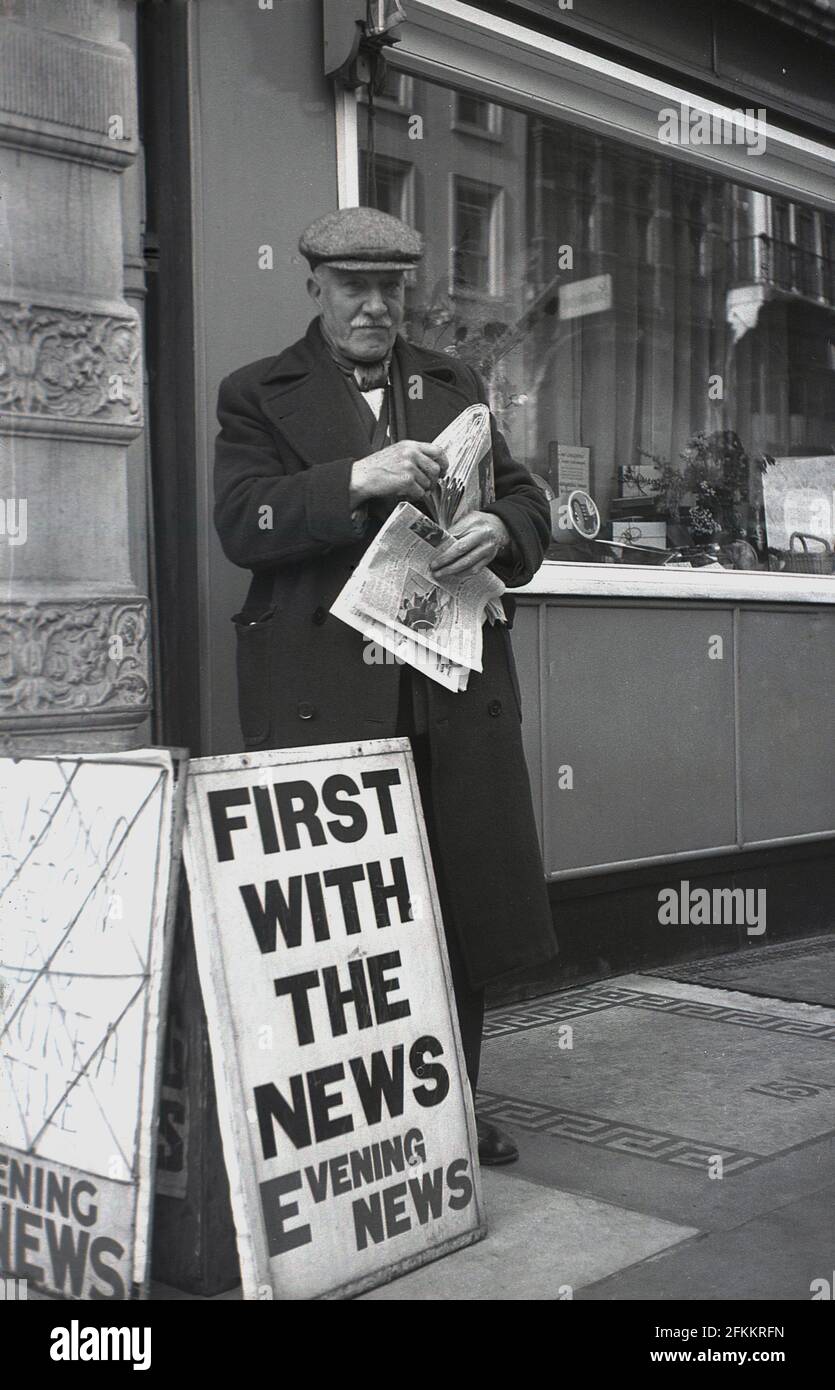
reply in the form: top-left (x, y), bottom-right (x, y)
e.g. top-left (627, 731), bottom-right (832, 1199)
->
top-left (783, 532), bottom-right (835, 575)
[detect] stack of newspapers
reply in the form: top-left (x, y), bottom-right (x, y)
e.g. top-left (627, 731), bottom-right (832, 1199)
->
top-left (331, 404), bottom-right (506, 692)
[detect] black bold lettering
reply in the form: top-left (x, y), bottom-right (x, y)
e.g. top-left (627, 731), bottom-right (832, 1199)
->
top-left (322, 864), bottom-right (365, 934)
top-left (273, 970), bottom-right (321, 1045)
top-left (322, 960), bottom-right (372, 1037)
top-left (383, 1182), bottom-right (411, 1237)
top-left (360, 769), bottom-right (401, 833)
top-left (88, 1236), bottom-right (127, 1300)
top-left (321, 775), bottom-right (368, 843)
top-left (254, 1076), bottom-right (311, 1157)
top-left (307, 1064), bottom-right (353, 1143)
top-left (348, 1046), bottom-right (405, 1124)
top-left (259, 1172), bottom-right (311, 1256)
top-left (410, 1036), bottom-right (450, 1107)
top-left (303, 1161), bottom-right (329, 1204)
top-left (14, 1208), bottom-right (44, 1283)
top-left (352, 1192), bottom-right (385, 1251)
top-left (44, 1219), bottom-right (89, 1297)
top-left (207, 787), bottom-right (251, 863)
top-left (408, 1167), bottom-right (445, 1224)
top-left (240, 877), bottom-right (304, 953)
top-left (273, 780), bottom-right (326, 851)
top-left (367, 950), bottom-right (411, 1024)
top-left (70, 1180), bottom-right (97, 1228)
top-left (367, 858), bottom-right (412, 928)
top-left (446, 1158), bottom-right (474, 1211)
top-left (252, 783), bottom-right (280, 854)
top-left (304, 873), bottom-right (331, 942)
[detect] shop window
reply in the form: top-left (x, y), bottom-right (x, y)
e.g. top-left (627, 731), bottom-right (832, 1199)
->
top-left (358, 70), bottom-right (835, 579)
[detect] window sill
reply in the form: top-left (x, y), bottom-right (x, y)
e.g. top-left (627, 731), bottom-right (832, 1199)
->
top-left (450, 120), bottom-right (503, 141)
top-left (518, 560), bottom-right (835, 603)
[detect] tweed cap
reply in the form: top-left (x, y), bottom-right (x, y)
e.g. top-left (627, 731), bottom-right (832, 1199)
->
top-left (299, 207), bottom-right (423, 271)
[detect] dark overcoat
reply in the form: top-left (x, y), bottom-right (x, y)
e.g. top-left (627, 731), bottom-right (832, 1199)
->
top-left (213, 318), bottom-right (556, 987)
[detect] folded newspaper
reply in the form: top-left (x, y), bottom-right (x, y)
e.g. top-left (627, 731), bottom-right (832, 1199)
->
top-left (331, 404), bottom-right (506, 691)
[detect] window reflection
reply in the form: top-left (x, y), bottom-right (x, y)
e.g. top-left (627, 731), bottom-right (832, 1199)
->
top-left (359, 73), bottom-right (835, 575)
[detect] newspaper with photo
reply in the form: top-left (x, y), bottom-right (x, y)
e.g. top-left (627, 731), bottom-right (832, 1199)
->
top-left (331, 405), bottom-right (507, 690)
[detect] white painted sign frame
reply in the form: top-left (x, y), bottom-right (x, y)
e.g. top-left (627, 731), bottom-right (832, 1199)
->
top-left (0, 748), bottom-right (186, 1300)
top-left (183, 738), bottom-right (486, 1301)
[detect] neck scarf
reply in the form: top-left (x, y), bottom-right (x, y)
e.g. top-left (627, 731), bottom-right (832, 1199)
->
top-left (319, 320), bottom-right (392, 392)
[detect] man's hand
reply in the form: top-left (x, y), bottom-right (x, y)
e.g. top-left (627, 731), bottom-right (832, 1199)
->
top-left (429, 511), bottom-right (511, 580)
top-left (350, 441), bottom-right (448, 507)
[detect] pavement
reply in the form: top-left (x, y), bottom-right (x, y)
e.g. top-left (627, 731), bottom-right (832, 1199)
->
top-left (361, 933), bottom-right (835, 1301)
top-left (150, 932), bottom-right (835, 1302)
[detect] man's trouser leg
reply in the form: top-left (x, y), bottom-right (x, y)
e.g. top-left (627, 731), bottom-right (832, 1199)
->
top-left (406, 731), bottom-right (485, 1095)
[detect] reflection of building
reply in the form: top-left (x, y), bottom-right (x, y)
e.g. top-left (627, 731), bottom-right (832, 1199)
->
top-left (363, 94), bottom-right (835, 539)
top-left (360, 78), bottom-right (528, 353)
top-left (1, 0), bottom-right (833, 1294)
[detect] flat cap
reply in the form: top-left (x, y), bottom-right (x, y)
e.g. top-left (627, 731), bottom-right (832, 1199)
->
top-left (299, 207), bottom-right (423, 271)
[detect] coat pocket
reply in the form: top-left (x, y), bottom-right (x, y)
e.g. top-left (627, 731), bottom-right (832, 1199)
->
top-left (232, 606), bottom-right (277, 747)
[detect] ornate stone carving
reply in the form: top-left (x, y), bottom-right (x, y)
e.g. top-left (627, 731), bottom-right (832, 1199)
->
top-left (0, 599), bottom-right (150, 716)
top-left (0, 302), bottom-right (142, 433)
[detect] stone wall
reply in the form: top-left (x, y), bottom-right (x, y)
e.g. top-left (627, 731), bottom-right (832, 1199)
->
top-left (0, 0), bottom-right (150, 751)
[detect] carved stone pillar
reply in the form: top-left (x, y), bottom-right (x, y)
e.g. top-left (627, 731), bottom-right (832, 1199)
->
top-left (0, 0), bottom-right (150, 751)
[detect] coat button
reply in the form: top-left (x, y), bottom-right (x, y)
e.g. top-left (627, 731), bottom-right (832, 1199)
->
top-left (312, 607), bottom-right (327, 626)
top-left (297, 702), bottom-right (316, 721)
top-left (488, 699), bottom-right (503, 717)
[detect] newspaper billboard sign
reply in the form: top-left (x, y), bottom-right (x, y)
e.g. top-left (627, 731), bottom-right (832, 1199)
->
top-left (184, 739), bottom-right (485, 1301)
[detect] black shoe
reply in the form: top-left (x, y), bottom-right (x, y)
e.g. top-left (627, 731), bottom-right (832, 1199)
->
top-left (476, 1117), bottom-right (519, 1166)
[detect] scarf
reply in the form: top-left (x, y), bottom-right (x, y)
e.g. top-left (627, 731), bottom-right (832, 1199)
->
top-left (319, 319), bottom-right (393, 391)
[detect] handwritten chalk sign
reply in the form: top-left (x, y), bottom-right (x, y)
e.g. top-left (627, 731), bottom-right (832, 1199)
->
top-left (0, 751), bottom-right (183, 1299)
top-left (184, 739), bottom-right (485, 1301)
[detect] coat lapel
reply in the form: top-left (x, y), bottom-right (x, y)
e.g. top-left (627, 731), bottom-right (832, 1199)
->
top-left (395, 337), bottom-right (475, 443)
top-left (258, 321), bottom-right (474, 467)
top-left (259, 320), bottom-right (373, 466)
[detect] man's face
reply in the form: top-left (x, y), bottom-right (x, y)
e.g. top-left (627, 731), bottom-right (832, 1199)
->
top-left (308, 266), bottom-right (405, 362)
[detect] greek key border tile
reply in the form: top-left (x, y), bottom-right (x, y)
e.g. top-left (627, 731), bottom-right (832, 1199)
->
top-left (484, 985), bottom-right (634, 1038)
top-left (648, 935), bottom-right (835, 983)
top-left (623, 991), bottom-right (835, 1040)
top-left (485, 985), bottom-right (835, 1042)
top-left (477, 1091), bottom-right (760, 1173)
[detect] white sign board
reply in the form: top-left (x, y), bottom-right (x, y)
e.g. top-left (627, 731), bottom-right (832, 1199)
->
top-left (554, 444), bottom-right (590, 493)
top-left (0, 750), bottom-right (182, 1299)
top-left (762, 455), bottom-right (835, 551)
top-left (559, 273), bottom-right (613, 320)
top-left (183, 739), bottom-right (485, 1301)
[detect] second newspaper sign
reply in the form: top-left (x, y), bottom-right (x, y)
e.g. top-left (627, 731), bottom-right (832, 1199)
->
top-left (184, 738), bottom-right (485, 1300)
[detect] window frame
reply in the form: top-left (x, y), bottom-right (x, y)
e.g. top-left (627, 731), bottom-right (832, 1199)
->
top-left (451, 90), bottom-right (503, 139)
top-left (449, 173), bottom-right (504, 298)
top-left (336, 0), bottom-right (835, 603)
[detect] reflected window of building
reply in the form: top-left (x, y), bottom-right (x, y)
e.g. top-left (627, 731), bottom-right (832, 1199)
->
top-left (359, 151), bottom-right (412, 222)
top-left (359, 70), bottom-right (835, 578)
top-left (453, 91), bottom-right (502, 137)
top-left (452, 177), bottom-right (501, 295)
top-left (359, 67), bottom-right (414, 109)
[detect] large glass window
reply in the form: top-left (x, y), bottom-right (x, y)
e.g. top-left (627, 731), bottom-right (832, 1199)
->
top-left (359, 73), bottom-right (835, 577)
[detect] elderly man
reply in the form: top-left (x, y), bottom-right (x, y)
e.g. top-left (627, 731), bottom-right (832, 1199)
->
top-left (214, 208), bottom-right (556, 1165)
